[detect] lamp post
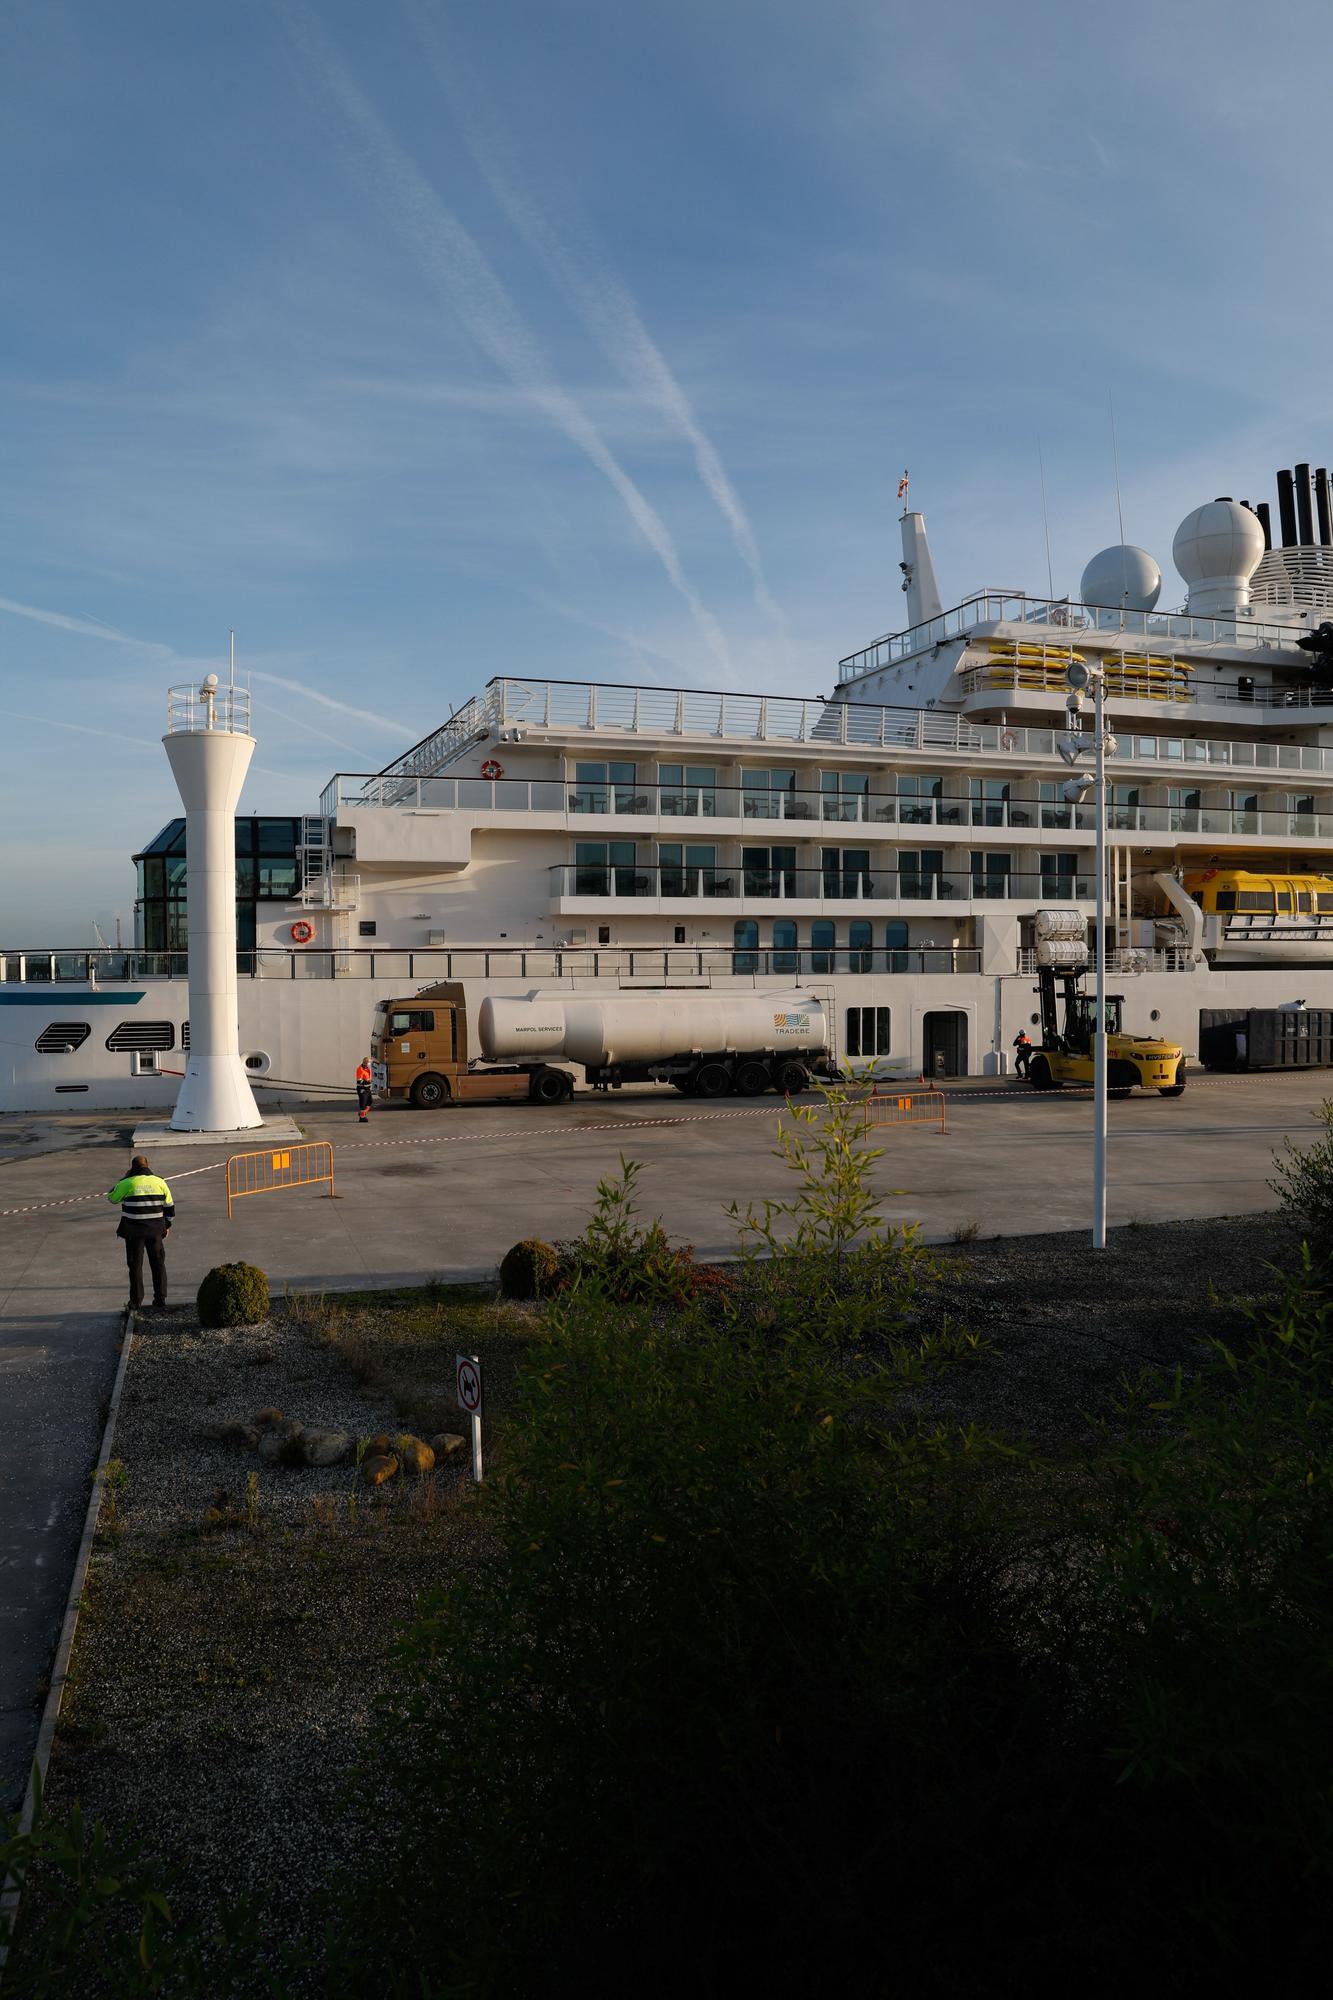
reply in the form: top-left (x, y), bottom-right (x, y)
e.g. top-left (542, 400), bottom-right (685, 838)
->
top-left (1063, 664), bottom-right (1116, 1248)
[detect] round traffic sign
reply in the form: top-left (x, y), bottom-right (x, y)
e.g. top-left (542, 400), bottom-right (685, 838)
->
top-left (456, 1355), bottom-right (482, 1415)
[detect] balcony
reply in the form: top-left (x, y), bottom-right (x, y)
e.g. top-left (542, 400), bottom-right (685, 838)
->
top-left (551, 864), bottom-right (1096, 909)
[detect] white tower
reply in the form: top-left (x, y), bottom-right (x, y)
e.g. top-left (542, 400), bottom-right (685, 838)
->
top-left (163, 675), bottom-right (263, 1132)
top-left (899, 511), bottom-right (944, 628)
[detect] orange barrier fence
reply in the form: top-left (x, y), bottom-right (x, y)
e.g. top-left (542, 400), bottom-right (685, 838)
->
top-left (226, 1141), bottom-right (336, 1218)
top-left (863, 1090), bottom-right (947, 1137)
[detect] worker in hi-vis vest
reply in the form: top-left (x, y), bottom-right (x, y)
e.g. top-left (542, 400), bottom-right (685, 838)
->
top-left (106, 1153), bottom-right (174, 1310)
top-left (356, 1058), bottom-right (373, 1123)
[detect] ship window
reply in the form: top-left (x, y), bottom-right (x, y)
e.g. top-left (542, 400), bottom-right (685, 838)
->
top-left (1214, 890), bottom-right (1236, 911)
top-left (359, 921), bottom-right (377, 937)
top-left (55, 1084), bottom-right (90, 1093)
top-left (772, 919), bottom-right (798, 974)
top-left (389, 1010), bottom-right (435, 1035)
top-left (1297, 891), bottom-right (1312, 912)
top-left (733, 920), bottom-right (759, 974)
top-left (811, 919), bottom-right (835, 974)
top-left (1238, 891), bottom-right (1271, 912)
top-left (1320, 895), bottom-right (1333, 913)
top-left (1276, 891), bottom-right (1293, 912)
top-left (106, 1021), bottom-right (175, 1052)
top-left (36, 1021), bottom-right (91, 1053)
top-left (846, 1007), bottom-right (891, 1057)
top-left (849, 919), bottom-right (873, 971)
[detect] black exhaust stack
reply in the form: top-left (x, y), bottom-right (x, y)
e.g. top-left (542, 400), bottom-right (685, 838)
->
top-left (1277, 468), bottom-right (1298, 546)
top-left (1255, 500), bottom-right (1272, 549)
top-left (1296, 461), bottom-right (1315, 545)
top-left (1317, 468), bottom-right (1332, 545)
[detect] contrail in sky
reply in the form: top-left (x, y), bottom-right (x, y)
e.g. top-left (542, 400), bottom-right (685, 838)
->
top-left (0, 594), bottom-right (171, 652)
top-left (271, 0), bottom-right (735, 679)
top-left (0, 706), bottom-right (157, 749)
top-left (404, 0), bottom-right (788, 641)
top-left (248, 668), bottom-right (411, 738)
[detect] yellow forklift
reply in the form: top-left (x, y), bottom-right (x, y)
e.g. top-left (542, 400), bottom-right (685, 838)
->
top-left (1028, 958), bottom-right (1186, 1096)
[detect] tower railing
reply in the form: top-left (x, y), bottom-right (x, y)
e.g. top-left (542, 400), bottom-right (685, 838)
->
top-left (166, 683), bottom-right (252, 734)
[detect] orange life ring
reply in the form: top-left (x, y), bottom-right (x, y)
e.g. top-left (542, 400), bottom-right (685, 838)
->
top-left (480, 758), bottom-right (504, 780)
top-left (290, 920), bottom-right (314, 944)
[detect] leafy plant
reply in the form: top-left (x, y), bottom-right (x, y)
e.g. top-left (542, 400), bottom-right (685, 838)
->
top-left (1270, 1097), bottom-right (1333, 1261)
top-left (555, 1156), bottom-right (731, 1306)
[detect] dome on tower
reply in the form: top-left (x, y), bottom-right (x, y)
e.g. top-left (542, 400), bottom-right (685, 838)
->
top-left (1172, 499), bottom-right (1265, 616)
top-left (1079, 545), bottom-right (1162, 613)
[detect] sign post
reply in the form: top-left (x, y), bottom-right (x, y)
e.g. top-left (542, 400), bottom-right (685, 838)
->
top-left (455, 1352), bottom-right (483, 1483)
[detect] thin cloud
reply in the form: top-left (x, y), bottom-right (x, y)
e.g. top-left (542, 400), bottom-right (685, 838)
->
top-left (248, 668), bottom-right (412, 739)
top-left (258, 694), bottom-right (366, 758)
top-left (0, 593), bottom-right (172, 653)
top-left (405, 0), bottom-right (788, 641)
top-left (0, 705), bottom-right (157, 749)
top-left (271, 0), bottom-right (734, 679)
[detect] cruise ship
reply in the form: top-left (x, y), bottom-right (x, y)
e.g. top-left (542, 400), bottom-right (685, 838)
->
top-left (8, 462), bottom-right (1333, 1114)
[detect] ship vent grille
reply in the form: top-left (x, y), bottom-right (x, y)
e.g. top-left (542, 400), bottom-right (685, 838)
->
top-left (105, 1020), bottom-right (175, 1053)
top-left (36, 1021), bottom-right (91, 1053)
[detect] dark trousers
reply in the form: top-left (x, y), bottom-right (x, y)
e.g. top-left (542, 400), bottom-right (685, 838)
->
top-left (123, 1229), bottom-right (167, 1305)
top-left (1014, 1047), bottom-right (1031, 1077)
top-left (357, 1083), bottom-right (372, 1119)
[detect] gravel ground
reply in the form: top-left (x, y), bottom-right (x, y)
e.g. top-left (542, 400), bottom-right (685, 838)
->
top-left (42, 1304), bottom-right (480, 1955)
top-left (909, 1211), bottom-right (1299, 1449)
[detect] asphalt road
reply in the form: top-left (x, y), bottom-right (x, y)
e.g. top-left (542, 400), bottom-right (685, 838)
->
top-left (1, 1070), bottom-right (1327, 1808)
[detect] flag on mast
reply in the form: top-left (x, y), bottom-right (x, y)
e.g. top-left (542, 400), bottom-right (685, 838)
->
top-left (897, 469), bottom-right (910, 502)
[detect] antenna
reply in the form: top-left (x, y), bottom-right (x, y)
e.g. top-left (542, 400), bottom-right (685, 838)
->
top-left (229, 628), bottom-right (236, 692)
top-left (1109, 391), bottom-right (1128, 622)
top-left (1037, 438), bottom-right (1055, 603)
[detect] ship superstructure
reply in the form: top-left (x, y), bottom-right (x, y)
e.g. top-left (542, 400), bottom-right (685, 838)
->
top-left (9, 464), bottom-right (1333, 1111)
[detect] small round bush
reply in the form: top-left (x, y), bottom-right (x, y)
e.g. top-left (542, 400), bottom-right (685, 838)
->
top-left (197, 1261), bottom-right (270, 1329)
top-left (499, 1239), bottom-right (560, 1301)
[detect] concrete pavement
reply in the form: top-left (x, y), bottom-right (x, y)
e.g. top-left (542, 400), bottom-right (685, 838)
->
top-left (1, 1072), bottom-right (1327, 1807)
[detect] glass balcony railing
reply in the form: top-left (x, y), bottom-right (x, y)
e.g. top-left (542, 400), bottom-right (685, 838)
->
top-left (551, 866), bottom-right (1096, 903)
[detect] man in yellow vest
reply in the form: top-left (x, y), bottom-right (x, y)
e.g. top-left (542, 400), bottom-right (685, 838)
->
top-left (106, 1153), bottom-right (174, 1310)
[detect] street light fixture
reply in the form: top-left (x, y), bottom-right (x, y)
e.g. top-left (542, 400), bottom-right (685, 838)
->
top-left (1065, 660), bottom-right (1114, 1248)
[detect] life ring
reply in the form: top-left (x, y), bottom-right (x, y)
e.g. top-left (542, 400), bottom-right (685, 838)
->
top-left (999, 730), bottom-right (1017, 751)
top-left (290, 920), bottom-right (314, 944)
top-left (480, 758), bottom-right (504, 780)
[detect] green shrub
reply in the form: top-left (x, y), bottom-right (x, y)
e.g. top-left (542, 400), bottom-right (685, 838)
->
top-left (196, 1261), bottom-right (269, 1329)
top-left (554, 1155), bottom-right (734, 1307)
top-left (497, 1238), bottom-right (559, 1301)
top-left (1270, 1097), bottom-right (1333, 1261)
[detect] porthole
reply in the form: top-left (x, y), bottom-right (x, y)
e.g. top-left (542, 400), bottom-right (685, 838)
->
top-left (244, 1051), bottom-right (271, 1075)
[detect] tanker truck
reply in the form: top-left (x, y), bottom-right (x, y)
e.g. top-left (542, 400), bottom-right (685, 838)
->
top-left (369, 982), bottom-right (834, 1108)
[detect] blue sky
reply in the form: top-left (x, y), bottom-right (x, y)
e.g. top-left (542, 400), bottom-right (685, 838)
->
top-left (3, 0), bottom-right (1332, 935)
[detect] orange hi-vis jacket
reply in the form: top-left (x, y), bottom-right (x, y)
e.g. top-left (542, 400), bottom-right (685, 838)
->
top-left (356, 1063), bottom-right (372, 1085)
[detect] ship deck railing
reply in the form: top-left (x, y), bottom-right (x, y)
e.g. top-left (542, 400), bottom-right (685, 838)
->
top-left (839, 590), bottom-right (1315, 680)
top-left (0, 944), bottom-right (985, 986)
top-left (1014, 947), bottom-right (1195, 975)
top-left (315, 777), bottom-right (1333, 840)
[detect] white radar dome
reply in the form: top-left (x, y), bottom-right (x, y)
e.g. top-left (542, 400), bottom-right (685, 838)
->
top-left (1172, 498), bottom-right (1265, 617)
top-left (1080, 545), bottom-right (1162, 613)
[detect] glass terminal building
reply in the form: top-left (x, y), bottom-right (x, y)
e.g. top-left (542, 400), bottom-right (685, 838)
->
top-left (133, 816), bottom-right (303, 954)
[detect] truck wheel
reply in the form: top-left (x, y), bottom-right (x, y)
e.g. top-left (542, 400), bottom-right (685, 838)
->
top-left (775, 1061), bottom-right (809, 1096)
top-left (530, 1067), bottom-right (572, 1106)
top-left (1159, 1081), bottom-right (1186, 1097)
top-left (1029, 1057), bottom-right (1054, 1091)
top-left (694, 1063), bottom-right (732, 1098)
top-left (734, 1060), bottom-right (770, 1096)
top-left (410, 1072), bottom-right (451, 1109)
